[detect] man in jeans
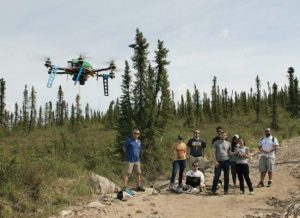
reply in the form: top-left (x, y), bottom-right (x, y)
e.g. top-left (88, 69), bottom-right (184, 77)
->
top-left (257, 128), bottom-right (279, 188)
top-left (211, 131), bottom-right (231, 195)
top-left (123, 129), bottom-right (145, 192)
top-left (187, 129), bottom-right (207, 173)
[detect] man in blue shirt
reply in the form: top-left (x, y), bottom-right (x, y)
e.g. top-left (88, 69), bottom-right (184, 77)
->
top-left (123, 129), bottom-right (145, 192)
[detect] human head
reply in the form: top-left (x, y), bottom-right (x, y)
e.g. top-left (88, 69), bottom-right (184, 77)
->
top-left (264, 128), bottom-right (271, 137)
top-left (216, 126), bottom-right (222, 136)
top-left (221, 131), bottom-right (227, 140)
top-left (232, 134), bottom-right (239, 144)
top-left (133, 129), bottom-right (140, 139)
top-left (177, 135), bottom-right (184, 141)
top-left (238, 138), bottom-right (245, 146)
top-left (194, 129), bottom-right (200, 138)
top-left (192, 161), bottom-right (199, 171)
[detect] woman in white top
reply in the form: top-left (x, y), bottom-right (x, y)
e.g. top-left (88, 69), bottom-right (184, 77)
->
top-left (235, 138), bottom-right (255, 195)
top-left (185, 161), bottom-right (205, 193)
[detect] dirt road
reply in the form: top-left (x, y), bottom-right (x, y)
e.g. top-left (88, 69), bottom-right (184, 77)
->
top-left (54, 137), bottom-right (300, 218)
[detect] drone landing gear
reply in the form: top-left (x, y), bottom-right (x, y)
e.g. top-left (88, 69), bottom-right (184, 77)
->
top-left (103, 74), bottom-right (109, 96)
top-left (74, 66), bottom-right (84, 85)
top-left (47, 66), bottom-right (58, 88)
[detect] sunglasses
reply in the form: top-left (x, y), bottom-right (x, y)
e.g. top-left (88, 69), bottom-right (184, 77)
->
top-left (194, 132), bottom-right (200, 134)
top-left (134, 132), bottom-right (140, 134)
top-left (192, 165), bottom-right (198, 167)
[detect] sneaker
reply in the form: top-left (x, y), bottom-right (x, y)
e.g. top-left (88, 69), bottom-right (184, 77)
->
top-left (176, 186), bottom-right (183, 194)
top-left (136, 186), bottom-right (145, 192)
top-left (267, 181), bottom-right (272, 187)
top-left (250, 191), bottom-right (255, 195)
top-left (239, 190), bottom-right (245, 194)
top-left (224, 191), bottom-right (229, 195)
top-left (257, 181), bottom-right (264, 188)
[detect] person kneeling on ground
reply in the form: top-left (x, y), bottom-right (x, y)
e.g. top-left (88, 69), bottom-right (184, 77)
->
top-left (185, 162), bottom-right (205, 193)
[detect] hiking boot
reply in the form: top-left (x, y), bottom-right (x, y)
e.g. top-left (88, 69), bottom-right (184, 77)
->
top-left (267, 181), bottom-right (272, 187)
top-left (239, 190), bottom-right (245, 194)
top-left (224, 191), bottom-right (229, 195)
top-left (257, 181), bottom-right (264, 188)
top-left (250, 191), bottom-right (255, 195)
top-left (167, 183), bottom-right (175, 191)
top-left (136, 186), bottom-right (145, 192)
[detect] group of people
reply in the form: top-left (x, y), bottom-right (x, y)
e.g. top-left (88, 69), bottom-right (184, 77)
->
top-left (122, 127), bottom-right (279, 196)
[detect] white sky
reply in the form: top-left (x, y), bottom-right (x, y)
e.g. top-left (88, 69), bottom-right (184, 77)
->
top-left (1, 0), bottom-right (299, 112)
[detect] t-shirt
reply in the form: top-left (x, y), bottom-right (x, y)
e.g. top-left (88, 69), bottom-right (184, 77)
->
top-left (213, 140), bottom-right (231, 161)
top-left (259, 135), bottom-right (279, 158)
top-left (187, 137), bottom-right (206, 157)
top-left (236, 146), bottom-right (249, 164)
top-left (212, 136), bottom-right (221, 145)
top-left (186, 169), bottom-right (205, 187)
top-left (124, 137), bottom-right (141, 162)
top-left (173, 142), bottom-right (187, 160)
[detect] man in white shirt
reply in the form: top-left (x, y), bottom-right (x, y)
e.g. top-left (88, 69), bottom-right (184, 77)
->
top-left (257, 128), bottom-right (279, 188)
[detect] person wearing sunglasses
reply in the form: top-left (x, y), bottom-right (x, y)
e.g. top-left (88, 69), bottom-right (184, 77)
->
top-left (185, 162), bottom-right (205, 193)
top-left (123, 129), bottom-right (145, 192)
top-left (187, 129), bottom-right (207, 173)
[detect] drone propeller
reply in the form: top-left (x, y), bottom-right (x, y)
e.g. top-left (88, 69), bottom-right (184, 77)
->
top-left (44, 57), bottom-right (52, 68)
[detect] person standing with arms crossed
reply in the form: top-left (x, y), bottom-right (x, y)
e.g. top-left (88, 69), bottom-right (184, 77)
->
top-left (187, 129), bottom-right (207, 173)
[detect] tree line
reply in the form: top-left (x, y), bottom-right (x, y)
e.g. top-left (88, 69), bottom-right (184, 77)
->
top-left (0, 30), bottom-right (299, 174)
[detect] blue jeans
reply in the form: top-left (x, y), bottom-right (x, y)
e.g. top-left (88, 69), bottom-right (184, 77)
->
top-left (211, 160), bottom-right (230, 193)
top-left (170, 160), bottom-right (186, 185)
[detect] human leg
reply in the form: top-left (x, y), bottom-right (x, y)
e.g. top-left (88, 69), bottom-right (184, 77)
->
top-left (236, 164), bottom-right (245, 192)
top-left (223, 160), bottom-right (230, 193)
top-left (170, 161), bottom-right (179, 184)
top-left (178, 160), bottom-right (186, 186)
top-left (243, 164), bottom-right (253, 192)
top-left (211, 162), bottom-right (222, 193)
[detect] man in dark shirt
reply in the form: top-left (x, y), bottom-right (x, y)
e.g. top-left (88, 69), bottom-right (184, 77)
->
top-left (187, 129), bottom-right (207, 173)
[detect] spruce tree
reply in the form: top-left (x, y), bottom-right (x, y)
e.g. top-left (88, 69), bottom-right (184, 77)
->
top-left (130, 29), bottom-right (149, 130)
top-left (255, 75), bottom-right (262, 122)
top-left (153, 40), bottom-right (172, 130)
top-left (287, 67), bottom-right (295, 114)
top-left (271, 83), bottom-right (279, 129)
top-left (193, 84), bottom-right (202, 127)
top-left (37, 106), bottom-right (43, 128)
top-left (14, 103), bottom-right (19, 128)
top-left (75, 94), bottom-right (82, 123)
top-left (0, 78), bottom-right (5, 127)
top-left (211, 76), bottom-right (220, 122)
top-left (29, 86), bottom-right (37, 131)
top-left (185, 89), bottom-right (194, 128)
top-left (117, 60), bottom-right (134, 148)
top-left (22, 85), bottom-right (29, 129)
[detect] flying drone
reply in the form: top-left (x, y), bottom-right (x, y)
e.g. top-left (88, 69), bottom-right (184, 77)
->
top-left (45, 55), bottom-right (116, 96)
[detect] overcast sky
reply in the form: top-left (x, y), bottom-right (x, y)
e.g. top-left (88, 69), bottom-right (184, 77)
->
top-left (1, 0), bottom-right (299, 112)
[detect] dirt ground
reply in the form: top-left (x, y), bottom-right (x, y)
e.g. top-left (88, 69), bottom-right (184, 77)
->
top-left (54, 137), bottom-right (300, 218)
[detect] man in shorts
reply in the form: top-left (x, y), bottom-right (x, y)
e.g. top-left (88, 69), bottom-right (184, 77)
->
top-left (187, 129), bottom-right (207, 173)
top-left (257, 128), bottom-right (279, 188)
top-left (123, 129), bottom-right (145, 192)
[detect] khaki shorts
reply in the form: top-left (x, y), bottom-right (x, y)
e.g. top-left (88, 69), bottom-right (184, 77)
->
top-left (126, 162), bottom-right (141, 175)
top-left (259, 156), bottom-right (275, 172)
top-left (189, 155), bottom-right (205, 173)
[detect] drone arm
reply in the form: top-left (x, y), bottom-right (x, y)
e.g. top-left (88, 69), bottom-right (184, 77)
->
top-left (92, 67), bottom-right (112, 73)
